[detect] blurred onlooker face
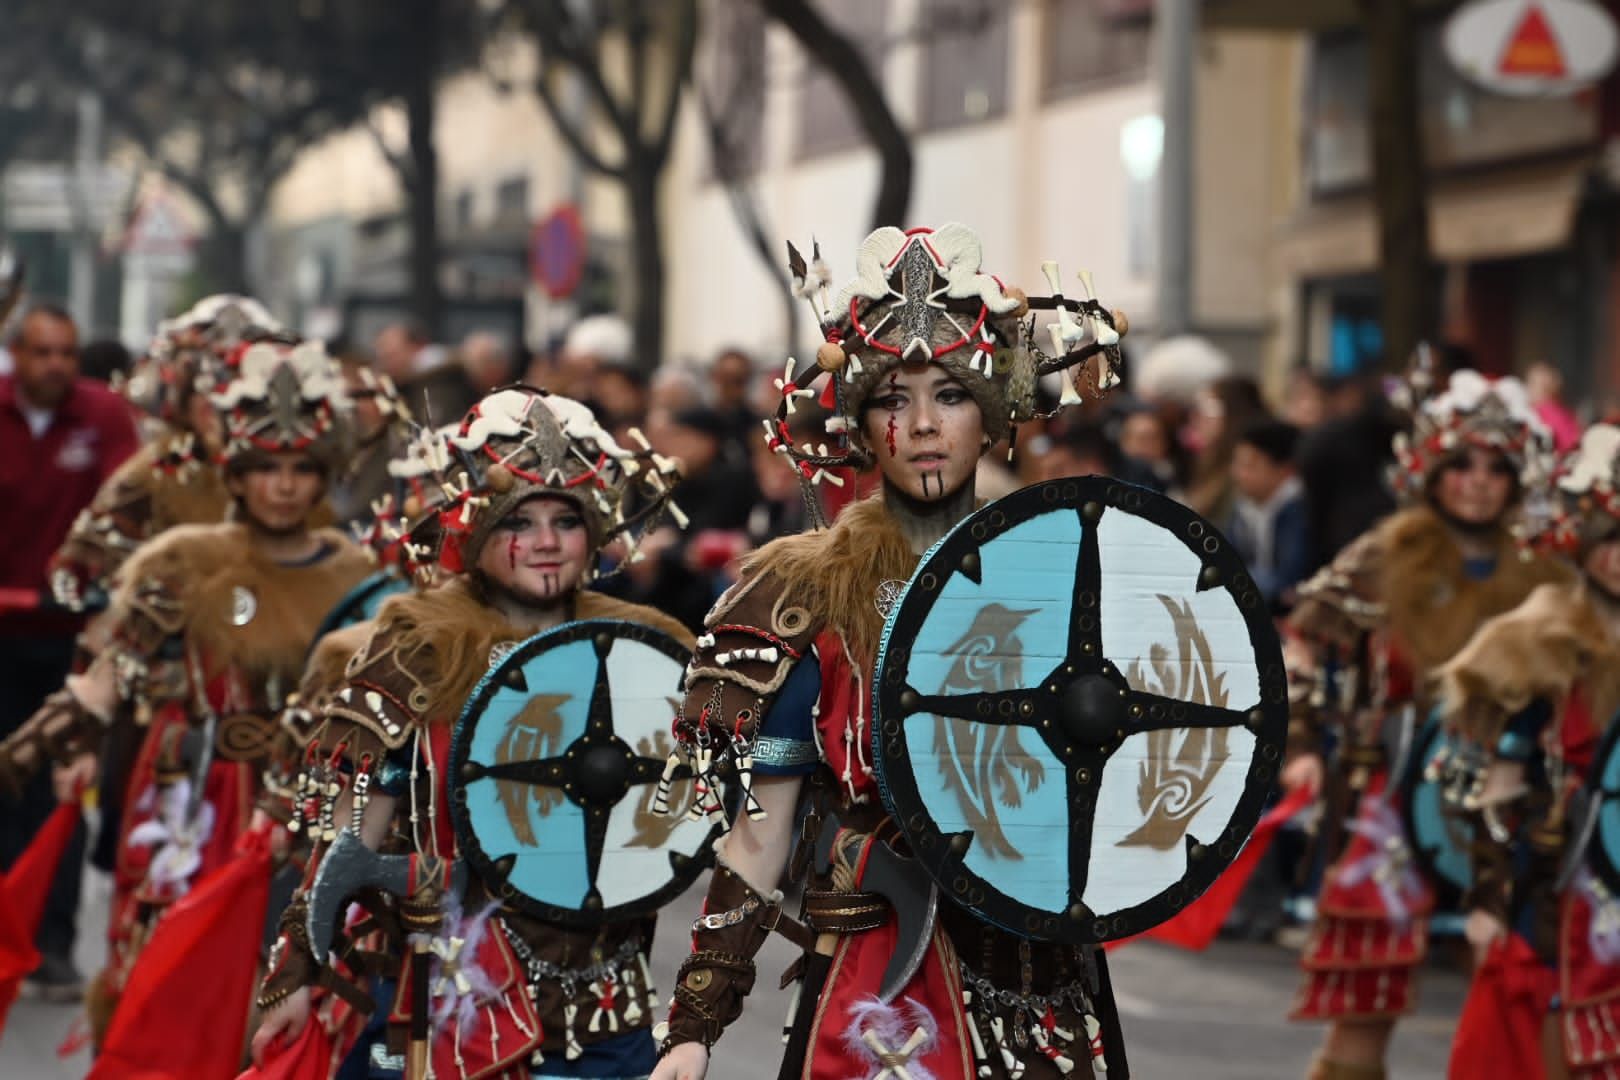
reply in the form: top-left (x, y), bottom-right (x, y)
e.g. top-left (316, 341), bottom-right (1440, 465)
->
top-left (1526, 361), bottom-right (1562, 405)
top-left (374, 325), bottom-right (420, 383)
top-left (1120, 411), bottom-right (1170, 464)
top-left (1284, 370), bottom-right (1326, 429)
top-left (710, 351), bottom-right (752, 411)
top-left (557, 349), bottom-right (600, 402)
top-left (650, 369), bottom-right (701, 414)
top-left (1034, 445), bottom-right (1109, 482)
top-left (650, 412), bottom-right (721, 476)
top-left (12, 309), bottom-right (79, 409)
top-left (1434, 446), bottom-right (1515, 527)
top-left (1231, 443), bottom-right (1292, 504)
top-left (752, 437), bottom-right (799, 503)
top-left (343, 366), bottom-right (387, 443)
top-left (594, 367), bottom-right (647, 427)
top-left (461, 332), bottom-right (511, 394)
top-left (1187, 386), bottom-right (1224, 453)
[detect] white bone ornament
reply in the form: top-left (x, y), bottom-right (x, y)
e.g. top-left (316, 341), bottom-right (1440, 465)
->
top-left (861, 1026), bottom-right (930, 1080)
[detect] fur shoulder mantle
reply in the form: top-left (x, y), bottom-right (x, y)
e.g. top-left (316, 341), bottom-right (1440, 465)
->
top-left (1439, 582), bottom-right (1620, 744)
top-left (740, 494), bottom-right (918, 661)
top-left (113, 522), bottom-right (374, 683)
top-left (1376, 505), bottom-right (1569, 676)
top-left (364, 578), bottom-right (694, 726)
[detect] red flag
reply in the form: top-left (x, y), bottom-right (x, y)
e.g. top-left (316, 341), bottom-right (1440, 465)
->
top-left (1109, 784), bottom-right (1315, 952)
top-left (88, 826), bottom-right (273, 1080)
top-left (1448, 932), bottom-right (1557, 1080)
top-left (0, 803), bottom-right (82, 1034)
top-left (234, 1015), bottom-right (337, 1080)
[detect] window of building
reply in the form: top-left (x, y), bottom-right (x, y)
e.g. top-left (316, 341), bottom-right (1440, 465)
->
top-left (453, 190), bottom-right (475, 232)
top-left (1042, 0), bottom-right (1152, 101)
top-left (917, 1), bottom-right (1010, 132)
top-left (1305, 22), bottom-right (1599, 194)
top-left (797, 0), bottom-right (888, 160)
top-left (494, 175), bottom-right (530, 227)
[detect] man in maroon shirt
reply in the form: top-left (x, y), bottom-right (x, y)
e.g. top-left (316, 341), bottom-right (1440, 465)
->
top-left (0, 304), bottom-right (138, 1000)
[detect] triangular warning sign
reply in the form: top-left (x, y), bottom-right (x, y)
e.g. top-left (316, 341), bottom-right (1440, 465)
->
top-left (1499, 2), bottom-right (1568, 77)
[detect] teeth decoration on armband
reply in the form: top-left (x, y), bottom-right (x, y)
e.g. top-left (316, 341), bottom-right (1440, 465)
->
top-left (958, 963), bottom-right (1103, 1079)
top-left (504, 930), bottom-right (652, 1060)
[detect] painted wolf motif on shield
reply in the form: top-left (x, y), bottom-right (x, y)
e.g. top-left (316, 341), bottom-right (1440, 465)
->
top-left (1120, 595), bottom-right (1231, 850)
top-left (493, 692), bottom-right (571, 844)
top-left (931, 602), bottom-right (1048, 860)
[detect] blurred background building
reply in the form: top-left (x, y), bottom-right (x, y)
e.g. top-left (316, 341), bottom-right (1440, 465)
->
top-left (2, 0), bottom-right (1618, 403)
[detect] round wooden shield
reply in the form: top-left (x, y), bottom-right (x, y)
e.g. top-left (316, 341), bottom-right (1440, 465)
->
top-left (872, 477), bottom-right (1288, 945)
top-left (1584, 711), bottom-right (1620, 895)
top-left (1398, 712), bottom-right (1475, 897)
top-left (314, 570), bottom-right (410, 640)
top-left (449, 619), bottom-right (716, 926)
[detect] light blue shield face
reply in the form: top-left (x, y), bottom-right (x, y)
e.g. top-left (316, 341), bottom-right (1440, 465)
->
top-left (462, 638), bottom-right (596, 908)
top-left (893, 503), bottom-right (1261, 921)
top-left (456, 628), bottom-right (714, 915)
top-left (903, 510), bottom-right (1077, 912)
top-left (1600, 738), bottom-right (1620, 881)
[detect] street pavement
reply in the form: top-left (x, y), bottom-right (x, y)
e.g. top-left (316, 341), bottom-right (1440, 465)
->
top-left (2, 864), bottom-right (1465, 1079)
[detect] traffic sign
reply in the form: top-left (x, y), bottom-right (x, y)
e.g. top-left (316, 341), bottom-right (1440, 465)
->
top-left (1444, 0), bottom-right (1618, 98)
top-left (530, 204), bottom-right (586, 300)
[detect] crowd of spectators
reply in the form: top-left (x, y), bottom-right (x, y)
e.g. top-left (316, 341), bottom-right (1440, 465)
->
top-left (328, 318), bottom-right (1464, 637)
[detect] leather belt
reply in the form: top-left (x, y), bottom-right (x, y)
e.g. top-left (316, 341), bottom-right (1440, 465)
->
top-left (802, 888), bottom-right (890, 935)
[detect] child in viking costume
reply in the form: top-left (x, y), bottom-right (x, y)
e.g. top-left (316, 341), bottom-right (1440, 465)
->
top-left (46, 293), bottom-right (283, 617)
top-left (0, 337), bottom-right (374, 1042)
top-left (1438, 422), bottom-right (1620, 1078)
top-left (251, 386), bottom-right (694, 1079)
top-left (39, 295), bottom-right (288, 878)
top-left (651, 223), bottom-right (1131, 1080)
top-left (1283, 368), bottom-right (1566, 1079)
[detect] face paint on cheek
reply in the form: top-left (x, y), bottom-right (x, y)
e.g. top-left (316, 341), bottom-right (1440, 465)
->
top-left (507, 534), bottom-right (519, 572)
top-left (885, 373), bottom-right (899, 458)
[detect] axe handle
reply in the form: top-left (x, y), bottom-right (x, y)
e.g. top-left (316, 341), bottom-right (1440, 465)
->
top-left (407, 940), bottom-right (430, 1080)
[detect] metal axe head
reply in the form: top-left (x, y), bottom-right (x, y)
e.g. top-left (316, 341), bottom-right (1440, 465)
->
top-left (859, 836), bottom-right (939, 1004)
top-left (306, 830), bottom-right (413, 964)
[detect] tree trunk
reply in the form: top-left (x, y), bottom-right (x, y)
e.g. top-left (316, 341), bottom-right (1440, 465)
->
top-left (1362, 0), bottom-right (1433, 372)
top-left (405, 0), bottom-right (444, 339)
top-left (762, 0), bottom-right (912, 229)
top-left (197, 222), bottom-right (249, 295)
top-left (626, 161), bottom-right (665, 372)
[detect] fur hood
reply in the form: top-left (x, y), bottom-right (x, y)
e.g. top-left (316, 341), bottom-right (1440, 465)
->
top-left (369, 577), bottom-right (694, 724)
top-left (1377, 505), bottom-right (1568, 676)
top-left (112, 522), bottom-right (374, 687)
top-left (1439, 581), bottom-right (1620, 745)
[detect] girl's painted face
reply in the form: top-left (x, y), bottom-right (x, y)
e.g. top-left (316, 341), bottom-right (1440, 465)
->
top-left (477, 495), bottom-right (592, 605)
top-left (1585, 538), bottom-right (1620, 598)
top-left (1435, 446), bottom-right (1515, 527)
top-left (229, 452), bottom-right (325, 535)
top-left (861, 363), bottom-right (985, 502)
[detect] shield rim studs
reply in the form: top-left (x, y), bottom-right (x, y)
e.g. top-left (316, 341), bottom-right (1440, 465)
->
top-left (447, 618), bottom-right (717, 928)
top-left (870, 475), bottom-right (1290, 946)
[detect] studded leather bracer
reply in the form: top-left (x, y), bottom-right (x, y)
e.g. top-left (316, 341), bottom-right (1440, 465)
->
top-left (660, 862), bottom-right (807, 1053)
top-left (1288, 526), bottom-right (1385, 652)
top-left (321, 623), bottom-right (431, 751)
top-left (668, 567), bottom-right (825, 816)
top-left (0, 688), bottom-right (109, 799)
top-left (48, 485), bottom-right (154, 613)
top-left (1461, 808), bottom-right (1514, 924)
top-left (257, 893), bottom-right (375, 1014)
